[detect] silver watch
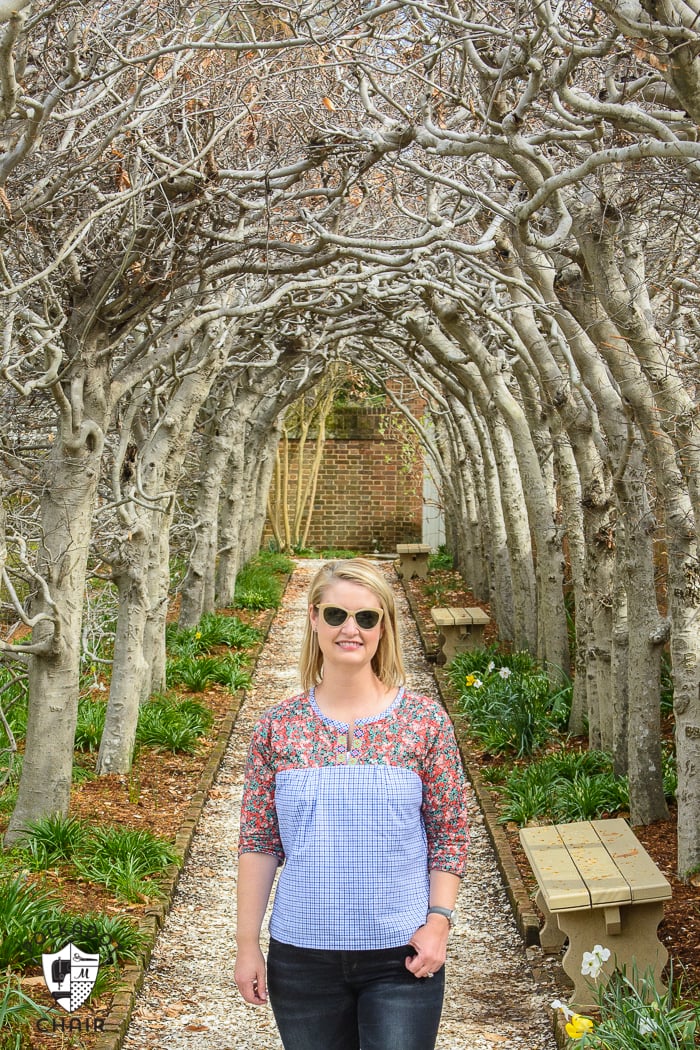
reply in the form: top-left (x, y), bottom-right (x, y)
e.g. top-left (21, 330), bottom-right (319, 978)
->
top-left (427, 905), bottom-right (456, 928)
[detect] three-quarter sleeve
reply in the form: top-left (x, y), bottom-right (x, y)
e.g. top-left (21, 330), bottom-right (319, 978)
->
top-left (238, 716), bottom-right (285, 863)
top-left (421, 711), bottom-right (469, 876)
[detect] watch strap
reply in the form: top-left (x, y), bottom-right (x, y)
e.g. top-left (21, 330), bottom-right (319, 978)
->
top-left (427, 905), bottom-right (455, 927)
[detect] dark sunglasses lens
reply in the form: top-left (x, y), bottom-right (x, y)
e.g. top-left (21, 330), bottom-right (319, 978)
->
top-left (322, 606), bottom-right (348, 627)
top-left (355, 609), bottom-right (381, 629)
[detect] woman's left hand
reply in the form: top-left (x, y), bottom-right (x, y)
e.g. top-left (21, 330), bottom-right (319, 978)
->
top-left (405, 916), bottom-right (450, 979)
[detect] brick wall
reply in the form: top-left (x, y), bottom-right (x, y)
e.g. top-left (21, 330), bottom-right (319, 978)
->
top-left (264, 403), bottom-right (424, 552)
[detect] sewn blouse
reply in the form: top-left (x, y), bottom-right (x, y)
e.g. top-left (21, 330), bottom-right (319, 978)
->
top-left (238, 687), bottom-right (469, 951)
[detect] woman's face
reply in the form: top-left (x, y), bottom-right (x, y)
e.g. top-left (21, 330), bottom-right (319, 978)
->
top-left (309, 580), bottom-right (384, 673)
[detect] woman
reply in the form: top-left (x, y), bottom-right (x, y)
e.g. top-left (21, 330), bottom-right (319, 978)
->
top-left (235, 558), bottom-right (469, 1050)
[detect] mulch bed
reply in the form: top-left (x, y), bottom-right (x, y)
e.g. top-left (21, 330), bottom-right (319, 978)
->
top-left (406, 570), bottom-right (700, 1001)
top-left (1, 607), bottom-right (273, 1050)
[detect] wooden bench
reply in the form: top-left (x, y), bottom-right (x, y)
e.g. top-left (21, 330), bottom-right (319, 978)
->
top-left (519, 818), bottom-right (671, 1009)
top-left (431, 606), bottom-right (491, 664)
top-left (396, 543), bottom-right (432, 580)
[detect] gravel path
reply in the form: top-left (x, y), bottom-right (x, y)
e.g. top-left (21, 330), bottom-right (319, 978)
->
top-left (122, 561), bottom-right (559, 1050)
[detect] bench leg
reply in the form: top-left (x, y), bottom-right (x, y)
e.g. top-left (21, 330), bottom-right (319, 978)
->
top-left (436, 627), bottom-right (460, 665)
top-left (536, 889), bottom-right (566, 953)
top-left (556, 901), bottom-right (668, 1011)
top-left (397, 556), bottom-right (429, 580)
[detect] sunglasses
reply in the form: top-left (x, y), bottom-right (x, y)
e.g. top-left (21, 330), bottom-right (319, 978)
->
top-left (317, 604), bottom-right (384, 630)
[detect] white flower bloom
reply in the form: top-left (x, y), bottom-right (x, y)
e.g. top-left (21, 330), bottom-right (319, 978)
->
top-left (498, 666), bottom-right (511, 678)
top-left (581, 944), bottom-right (611, 979)
top-left (638, 1017), bottom-right (657, 1035)
top-left (581, 952), bottom-right (603, 978)
top-left (473, 678), bottom-right (483, 689)
top-left (487, 661), bottom-right (495, 672)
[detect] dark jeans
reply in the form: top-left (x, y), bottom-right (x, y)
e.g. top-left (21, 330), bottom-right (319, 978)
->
top-left (267, 937), bottom-right (445, 1050)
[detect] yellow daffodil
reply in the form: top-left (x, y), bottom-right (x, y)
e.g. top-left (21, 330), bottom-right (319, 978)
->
top-left (465, 674), bottom-right (477, 686)
top-left (565, 1013), bottom-right (594, 1039)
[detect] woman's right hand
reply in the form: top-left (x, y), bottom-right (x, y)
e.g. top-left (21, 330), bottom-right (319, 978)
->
top-left (234, 943), bottom-right (268, 1005)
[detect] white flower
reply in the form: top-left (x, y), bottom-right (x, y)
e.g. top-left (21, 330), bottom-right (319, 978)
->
top-left (498, 666), bottom-right (512, 679)
top-left (638, 1016), bottom-right (658, 1036)
top-left (551, 999), bottom-right (574, 1019)
top-left (581, 944), bottom-right (611, 979)
top-left (473, 678), bottom-right (483, 689)
top-left (487, 661), bottom-right (495, 672)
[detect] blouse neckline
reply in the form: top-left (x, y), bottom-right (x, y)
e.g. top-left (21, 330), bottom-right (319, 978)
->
top-left (308, 685), bottom-right (405, 730)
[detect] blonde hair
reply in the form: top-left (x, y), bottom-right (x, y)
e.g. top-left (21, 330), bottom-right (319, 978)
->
top-left (299, 558), bottom-right (406, 691)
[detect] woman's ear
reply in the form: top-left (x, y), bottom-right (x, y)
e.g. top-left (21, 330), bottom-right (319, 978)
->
top-left (309, 603), bottom-right (319, 631)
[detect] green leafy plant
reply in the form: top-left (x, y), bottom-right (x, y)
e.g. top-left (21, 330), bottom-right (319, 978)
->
top-left (551, 771), bottom-right (629, 823)
top-left (498, 750), bottom-right (627, 825)
top-left (449, 648), bottom-right (572, 757)
top-left (74, 696), bottom-right (107, 751)
top-left (165, 613), bottom-right (261, 658)
top-left (573, 967), bottom-right (700, 1048)
top-left (165, 653), bottom-right (251, 693)
top-left (73, 826), bottom-right (179, 902)
top-left (21, 814), bottom-right (91, 869)
top-left (662, 745), bottom-right (677, 802)
top-left (0, 974), bottom-right (50, 1049)
top-left (447, 645), bottom-right (539, 685)
top-left (0, 877), bottom-right (65, 968)
top-left (428, 545), bottom-right (453, 571)
top-left (234, 556), bottom-right (285, 609)
top-left (136, 695), bottom-right (213, 753)
top-left (255, 550), bottom-right (295, 574)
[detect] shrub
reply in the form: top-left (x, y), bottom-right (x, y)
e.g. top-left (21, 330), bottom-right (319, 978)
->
top-left (165, 613), bottom-right (261, 658)
top-left (449, 648), bottom-right (572, 757)
top-left (21, 814), bottom-right (91, 869)
top-left (0, 877), bottom-right (64, 969)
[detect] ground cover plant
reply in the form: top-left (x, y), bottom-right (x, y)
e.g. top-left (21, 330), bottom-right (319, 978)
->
top-left (0, 553), bottom-right (286, 1049)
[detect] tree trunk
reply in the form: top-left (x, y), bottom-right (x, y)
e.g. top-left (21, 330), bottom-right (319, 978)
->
top-left (6, 417), bottom-right (104, 841)
top-left (95, 548), bottom-right (149, 774)
top-left (622, 447), bottom-right (669, 825)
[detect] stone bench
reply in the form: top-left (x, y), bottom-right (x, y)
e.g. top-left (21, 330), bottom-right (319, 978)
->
top-left (396, 543), bottom-right (432, 580)
top-left (430, 606), bottom-right (490, 664)
top-left (519, 818), bottom-right (671, 1010)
